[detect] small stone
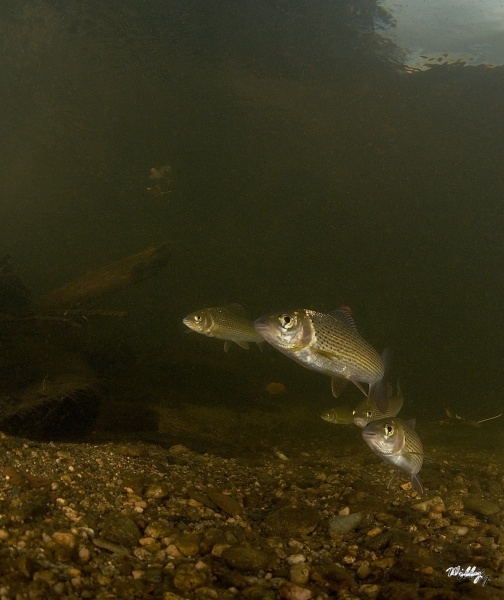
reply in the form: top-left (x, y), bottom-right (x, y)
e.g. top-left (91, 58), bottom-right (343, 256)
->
top-left (458, 515), bottom-right (479, 527)
top-left (222, 546), bottom-right (273, 571)
top-left (357, 565), bottom-right (371, 579)
top-left (264, 507), bottom-right (319, 537)
top-left (328, 512), bottom-right (363, 535)
top-left (412, 496), bottom-right (445, 512)
top-left (52, 532), bottom-right (77, 550)
top-left (206, 489), bottom-right (243, 517)
top-left (372, 557), bottom-right (394, 569)
top-left (359, 583), bottom-right (380, 598)
top-left (286, 554), bottom-right (306, 565)
top-left (132, 570), bottom-right (145, 580)
top-left (173, 562), bottom-right (209, 592)
top-left (78, 546), bottom-right (91, 563)
top-left (175, 533), bottom-right (201, 557)
top-left (290, 562), bottom-right (310, 586)
top-left (446, 525), bottom-right (469, 536)
top-left (366, 527), bottom-right (382, 538)
top-left (145, 521), bottom-right (173, 539)
top-left (100, 514), bottom-right (141, 548)
top-left (144, 482), bottom-right (171, 500)
top-left (463, 495), bottom-right (500, 516)
top-left (278, 580), bottom-right (312, 600)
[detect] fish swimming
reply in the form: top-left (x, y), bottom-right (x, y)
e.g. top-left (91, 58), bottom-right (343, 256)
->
top-left (183, 304), bottom-right (263, 351)
top-left (254, 307), bottom-right (387, 409)
top-left (362, 417), bottom-right (424, 496)
top-left (321, 405), bottom-right (356, 425)
top-left (353, 380), bottom-right (404, 428)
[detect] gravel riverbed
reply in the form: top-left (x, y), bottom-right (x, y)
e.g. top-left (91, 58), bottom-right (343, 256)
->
top-left (0, 403), bottom-right (503, 600)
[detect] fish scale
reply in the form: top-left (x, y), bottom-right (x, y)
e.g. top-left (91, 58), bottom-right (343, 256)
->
top-left (309, 311), bottom-right (384, 382)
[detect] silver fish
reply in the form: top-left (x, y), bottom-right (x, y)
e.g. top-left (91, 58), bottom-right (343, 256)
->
top-left (353, 381), bottom-right (404, 428)
top-left (183, 304), bottom-right (263, 351)
top-left (254, 308), bottom-right (385, 403)
top-left (362, 417), bottom-right (424, 496)
top-left (321, 405), bottom-right (355, 425)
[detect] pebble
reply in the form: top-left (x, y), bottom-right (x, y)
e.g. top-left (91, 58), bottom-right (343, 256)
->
top-left (412, 496), bottom-right (445, 512)
top-left (463, 495), bottom-right (500, 516)
top-left (328, 512), bottom-right (363, 535)
top-left (278, 580), bottom-right (312, 600)
top-left (176, 533), bottom-right (201, 557)
top-left (52, 531), bottom-right (77, 550)
top-left (100, 514), bottom-right (141, 547)
top-left (290, 562), bottom-right (310, 586)
top-left (206, 489), bottom-right (243, 517)
top-left (264, 507), bottom-right (319, 537)
top-left (144, 481), bottom-right (171, 499)
top-left (286, 554), bottom-right (306, 565)
top-left (173, 562), bottom-right (210, 592)
top-left (221, 546), bottom-right (273, 571)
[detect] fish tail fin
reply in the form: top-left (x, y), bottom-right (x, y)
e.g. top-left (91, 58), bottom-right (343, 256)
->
top-left (370, 348), bottom-right (393, 412)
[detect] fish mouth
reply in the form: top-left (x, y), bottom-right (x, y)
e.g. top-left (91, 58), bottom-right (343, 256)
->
top-left (362, 430), bottom-right (377, 441)
top-left (353, 418), bottom-right (367, 428)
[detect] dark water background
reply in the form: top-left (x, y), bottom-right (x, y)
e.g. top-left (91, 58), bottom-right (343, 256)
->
top-left (1, 0), bottom-right (503, 435)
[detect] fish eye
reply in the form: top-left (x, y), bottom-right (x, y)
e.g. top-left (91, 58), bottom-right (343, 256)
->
top-left (383, 423), bottom-right (394, 437)
top-left (366, 410), bottom-right (373, 418)
top-left (194, 315), bottom-right (202, 323)
top-left (279, 313), bottom-right (294, 329)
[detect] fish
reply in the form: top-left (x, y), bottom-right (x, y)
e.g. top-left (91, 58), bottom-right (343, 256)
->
top-left (362, 417), bottom-right (424, 496)
top-left (353, 380), bottom-right (404, 428)
top-left (183, 304), bottom-right (263, 351)
top-left (320, 405), bottom-right (356, 425)
top-left (254, 307), bottom-right (387, 408)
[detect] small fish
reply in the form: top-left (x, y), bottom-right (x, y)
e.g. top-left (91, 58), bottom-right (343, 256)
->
top-left (353, 381), bottom-right (404, 428)
top-left (320, 405), bottom-right (356, 425)
top-left (254, 307), bottom-right (387, 408)
top-left (362, 417), bottom-right (424, 496)
top-left (439, 408), bottom-right (503, 428)
top-left (183, 304), bottom-right (263, 351)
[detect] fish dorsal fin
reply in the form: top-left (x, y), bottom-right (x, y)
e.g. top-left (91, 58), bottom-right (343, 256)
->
top-left (406, 418), bottom-right (416, 429)
top-left (329, 307), bottom-right (359, 332)
top-left (224, 303), bottom-right (248, 316)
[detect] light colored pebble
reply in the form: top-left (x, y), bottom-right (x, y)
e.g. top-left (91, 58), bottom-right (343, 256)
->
top-left (286, 554), bottom-right (306, 565)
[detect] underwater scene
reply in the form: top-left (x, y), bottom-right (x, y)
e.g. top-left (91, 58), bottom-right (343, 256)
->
top-left (0, 1), bottom-right (504, 598)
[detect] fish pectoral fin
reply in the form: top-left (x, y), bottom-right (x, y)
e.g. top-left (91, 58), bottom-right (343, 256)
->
top-left (351, 379), bottom-right (368, 397)
top-left (331, 377), bottom-right (349, 398)
top-left (411, 474), bottom-right (424, 496)
top-left (256, 341), bottom-right (265, 353)
top-left (234, 340), bottom-right (250, 350)
top-left (224, 340), bottom-right (231, 352)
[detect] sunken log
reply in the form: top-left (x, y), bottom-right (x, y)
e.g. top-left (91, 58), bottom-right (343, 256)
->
top-left (38, 242), bottom-right (171, 310)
